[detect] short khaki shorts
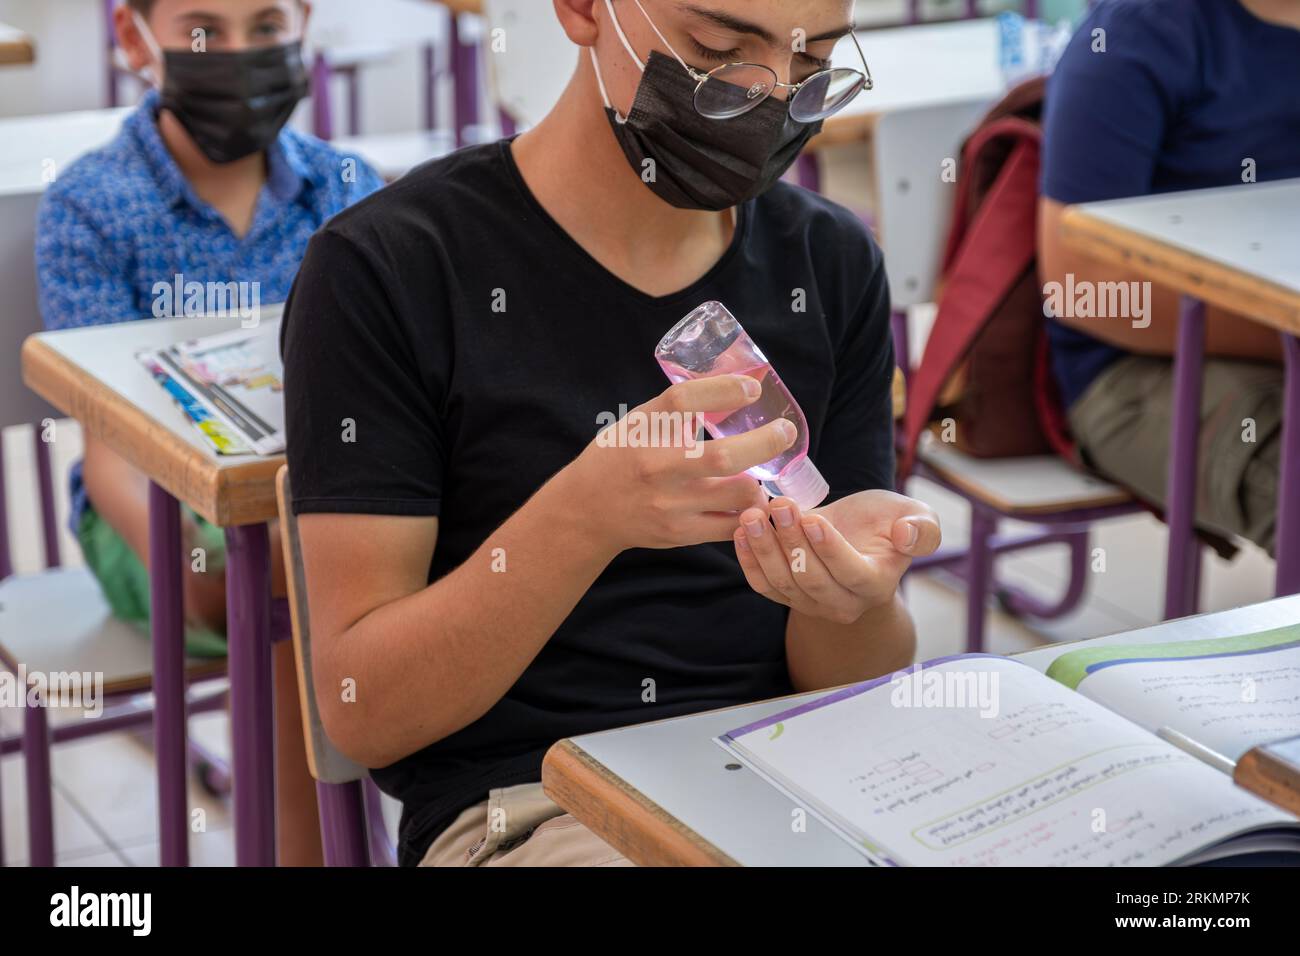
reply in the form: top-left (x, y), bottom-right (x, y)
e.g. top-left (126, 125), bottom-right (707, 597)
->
top-left (418, 782), bottom-right (633, 867)
top-left (1068, 355), bottom-right (1282, 556)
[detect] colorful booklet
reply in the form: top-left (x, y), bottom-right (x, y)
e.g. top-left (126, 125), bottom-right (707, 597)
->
top-left (137, 326), bottom-right (285, 457)
top-left (717, 626), bottom-right (1300, 866)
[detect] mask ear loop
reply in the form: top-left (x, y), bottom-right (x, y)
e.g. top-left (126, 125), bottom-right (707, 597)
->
top-left (627, 0), bottom-right (695, 74)
top-left (593, 0), bottom-right (648, 125)
top-left (130, 11), bottom-right (165, 87)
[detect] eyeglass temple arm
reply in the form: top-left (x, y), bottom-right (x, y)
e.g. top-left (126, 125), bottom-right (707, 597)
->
top-left (775, 28), bottom-right (874, 95)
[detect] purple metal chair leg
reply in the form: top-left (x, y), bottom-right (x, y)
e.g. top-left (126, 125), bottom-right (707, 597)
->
top-left (317, 781), bottom-right (369, 867)
top-left (23, 693), bottom-right (55, 866)
top-left (424, 43), bottom-right (439, 131)
top-left (965, 507), bottom-right (997, 653)
top-left (148, 483), bottom-right (190, 866)
top-left (34, 428), bottom-right (60, 570)
top-left (225, 522), bottom-right (277, 866)
top-left (1275, 333), bottom-right (1300, 596)
top-left (104, 0), bottom-right (119, 108)
top-left (1164, 296), bottom-right (1206, 619)
top-left (312, 54), bottom-right (333, 141)
top-left (796, 152), bottom-right (822, 193)
top-left (997, 528), bottom-right (1090, 619)
top-left (345, 67), bottom-right (361, 137)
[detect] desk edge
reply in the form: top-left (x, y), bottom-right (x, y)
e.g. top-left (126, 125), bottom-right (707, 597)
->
top-left (1060, 206), bottom-right (1300, 336)
top-left (542, 739), bottom-right (739, 867)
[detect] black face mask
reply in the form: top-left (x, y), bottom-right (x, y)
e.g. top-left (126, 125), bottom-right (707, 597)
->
top-left (595, 50), bottom-right (823, 212)
top-left (160, 42), bottom-right (310, 164)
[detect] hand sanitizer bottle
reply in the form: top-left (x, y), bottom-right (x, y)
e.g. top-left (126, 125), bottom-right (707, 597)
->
top-left (655, 301), bottom-right (829, 510)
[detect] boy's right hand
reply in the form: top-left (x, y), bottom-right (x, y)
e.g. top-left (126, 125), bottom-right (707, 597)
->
top-left (563, 374), bottom-right (797, 553)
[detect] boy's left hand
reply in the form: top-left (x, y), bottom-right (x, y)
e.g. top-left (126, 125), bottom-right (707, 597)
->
top-left (732, 489), bottom-right (940, 624)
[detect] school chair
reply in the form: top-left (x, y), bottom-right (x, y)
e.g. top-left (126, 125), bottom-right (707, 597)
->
top-left (0, 423), bottom-right (231, 866)
top-left (872, 103), bottom-right (1142, 652)
top-left (275, 466), bottom-right (395, 867)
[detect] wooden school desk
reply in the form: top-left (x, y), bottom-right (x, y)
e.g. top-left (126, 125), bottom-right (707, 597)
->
top-left (0, 22), bottom-right (34, 65)
top-left (1061, 180), bottom-right (1300, 617)
top-left (541, 593), bottom-right (1300, 866)
top-left (22, 311), bottom-right (286, 867)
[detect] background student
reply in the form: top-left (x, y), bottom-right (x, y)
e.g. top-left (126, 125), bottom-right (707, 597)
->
top-left (35, 0), bottom-right (384, 865)
top-left (1038, 0), bottom-right (1300, 553)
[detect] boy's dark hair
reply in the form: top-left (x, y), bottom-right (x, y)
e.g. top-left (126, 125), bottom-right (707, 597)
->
top-left (126, 0), bottom-right (155, 12)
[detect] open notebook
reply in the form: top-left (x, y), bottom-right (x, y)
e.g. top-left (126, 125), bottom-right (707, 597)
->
top-left (717, 625), bottom-right (1300, 866)
top-left (137, 325), bottom-right (285, 456)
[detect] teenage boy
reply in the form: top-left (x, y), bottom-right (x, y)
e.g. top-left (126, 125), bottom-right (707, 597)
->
top-left (1039, 0), bottom-right (1300, 553)
top-left (283, 0), bottom-right (939, 867)
top-left (36, 0), bottom-right (383, 865)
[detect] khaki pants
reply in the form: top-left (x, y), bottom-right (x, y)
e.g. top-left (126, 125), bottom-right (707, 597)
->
top-left (418, 782), bottom-right (634, 867)
top-left (1069, 355), bottom-right (1283, 555)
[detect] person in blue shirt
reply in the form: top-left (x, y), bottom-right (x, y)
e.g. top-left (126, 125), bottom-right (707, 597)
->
top-left (1038, 0), bottom-right (1300, 555)
top-left (35, 0), bottom-right (383, 865)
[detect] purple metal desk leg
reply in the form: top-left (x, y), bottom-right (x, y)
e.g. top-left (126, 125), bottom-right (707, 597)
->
top-left (1164, 296), bottom-right (1206, 619)
top-left (1275, 333), bottom-right (1300, 595)
top-left (424, 43), bottom-right (439, 131)
top-left (317, 781), bottom-right (368, 867)
top-left (149, 482), bottom-right (189, 866)
top-left (225, 522), bottom-right (276, 866)
top-left (34, 430), bottom-right (60, 569)
top-left (23, 696), bottom-right (54, 865)
top-left (965, 507), bottom-right (997, 653)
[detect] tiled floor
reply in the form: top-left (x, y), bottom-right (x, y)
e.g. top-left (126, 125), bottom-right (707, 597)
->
top-left (0, 414), bottom-right (1278, 866)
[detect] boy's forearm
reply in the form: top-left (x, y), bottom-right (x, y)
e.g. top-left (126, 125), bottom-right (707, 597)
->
top-left (324, 466), bottom-right (621, 767)
top-left (784, 593), bottom-right (915, 693)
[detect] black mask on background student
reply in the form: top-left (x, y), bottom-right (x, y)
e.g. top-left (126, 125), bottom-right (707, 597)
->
top-left (160, 43), bottom-right (311, 164)
top-left (135, 14), bottom-right (310, 164)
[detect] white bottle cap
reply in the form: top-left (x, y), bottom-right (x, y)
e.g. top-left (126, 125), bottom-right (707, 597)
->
top-left (767, 458), bottom-right (829, 511)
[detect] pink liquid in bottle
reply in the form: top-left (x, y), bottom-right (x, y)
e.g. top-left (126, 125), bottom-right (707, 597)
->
top-left (655, 301), bottom-right (828, 509)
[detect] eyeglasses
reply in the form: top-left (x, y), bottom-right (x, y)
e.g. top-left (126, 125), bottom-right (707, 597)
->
top-left (618, 0), bottom-right (873, 122)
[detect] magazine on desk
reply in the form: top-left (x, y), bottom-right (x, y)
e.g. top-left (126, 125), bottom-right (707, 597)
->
top-left (137, 326), bottom-right (285, 457)
top-left (717, 625), bottom-right (1300, 866)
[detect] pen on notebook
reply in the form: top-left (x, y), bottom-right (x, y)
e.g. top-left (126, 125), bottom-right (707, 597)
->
top-left (1157, 725), bottom-right (1236, 775)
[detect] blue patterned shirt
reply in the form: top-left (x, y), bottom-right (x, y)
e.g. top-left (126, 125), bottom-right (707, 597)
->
top-left (36, 89), bottom-right (384, 530)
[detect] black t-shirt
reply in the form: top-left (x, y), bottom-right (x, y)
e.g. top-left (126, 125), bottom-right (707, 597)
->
top-left (280, 140), bottom-right (896, 866)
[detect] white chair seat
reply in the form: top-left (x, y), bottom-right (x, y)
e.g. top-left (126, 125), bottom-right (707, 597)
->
top-left (331, 130), bottom-right (457, 182)
top-left (0, 567), bottom-right (224, 696)
top-left (918, 435), bottom-right (1132, 517)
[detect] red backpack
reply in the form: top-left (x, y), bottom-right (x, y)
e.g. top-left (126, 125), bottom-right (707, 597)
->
top-left (898, 77), bottom-right (1074, 479)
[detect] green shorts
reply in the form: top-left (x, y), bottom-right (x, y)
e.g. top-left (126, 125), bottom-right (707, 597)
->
top-left (76, 505), bottom-right (230, 658)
